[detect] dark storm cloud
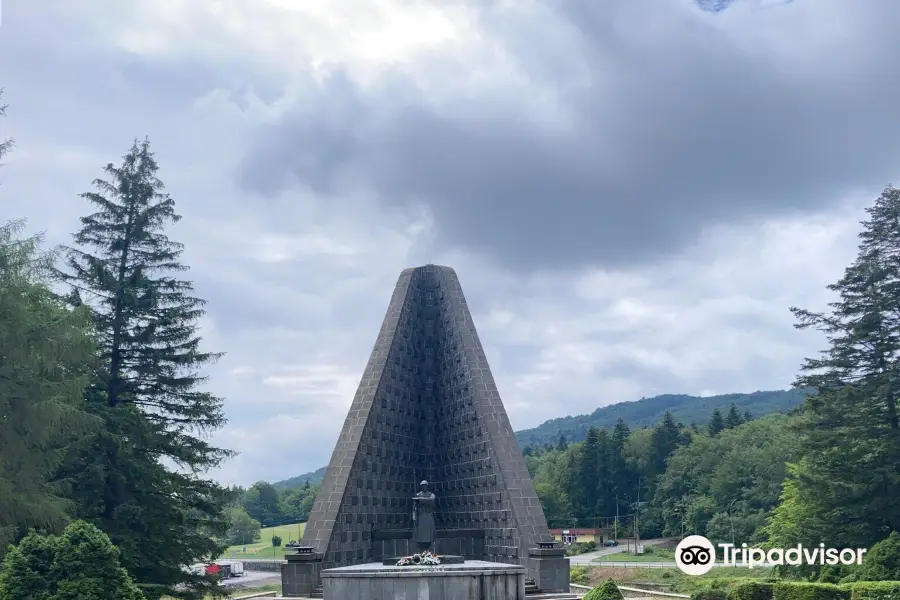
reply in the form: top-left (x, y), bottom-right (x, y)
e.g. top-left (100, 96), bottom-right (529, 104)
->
top-left (238, 0), bottom-right (900, 271)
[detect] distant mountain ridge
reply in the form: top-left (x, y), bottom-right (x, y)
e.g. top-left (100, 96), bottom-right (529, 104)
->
top-left (273, 389), bottom-right (807, 490)
top-left (514, 388), bottom-right (808, 448)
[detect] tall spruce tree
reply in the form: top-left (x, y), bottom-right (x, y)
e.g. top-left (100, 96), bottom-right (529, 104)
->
top-left (57, 139), bottom-right (233, 599)
top-left (708, 408), bottom-right (725, 436)
top-left (769, 185), bottom-right (900, 550)
top-left (724, 403), bottom-right (743, 429)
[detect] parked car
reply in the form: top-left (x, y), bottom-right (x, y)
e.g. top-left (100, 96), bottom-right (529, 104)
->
top-left (603, 540), bottom-right (619, 547)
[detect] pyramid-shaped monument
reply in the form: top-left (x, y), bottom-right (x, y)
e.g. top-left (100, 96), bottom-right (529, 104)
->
top-left (299, 265), bottom-right (553, 573)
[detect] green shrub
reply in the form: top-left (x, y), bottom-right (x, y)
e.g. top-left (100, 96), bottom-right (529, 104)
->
top-left (570, 566), bottom-right (590, 585)
top-left (0, 521), bottom-right (144, 600)
top-left (272, 535), bottom-right (282, 547)
top-left (819, 566), bottom-right (856, 584)
top-left (584, 578), bottom-right (625, 600)
top-left (729, 581), bottom-right (775, 600)
top-left (847, 581), bottom-right (900, 600)
top-left (856, 533), bottom-right (900, 582)
top-left (772, 581), bottom-right (849, 600)
top-left (693, 588), bottom-right (729, 600)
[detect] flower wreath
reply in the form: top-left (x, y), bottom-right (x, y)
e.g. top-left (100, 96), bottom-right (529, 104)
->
top-left (396, 551), bottom-right (441, 566)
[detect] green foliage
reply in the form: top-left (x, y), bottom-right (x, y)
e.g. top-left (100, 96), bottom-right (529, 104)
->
top-left (0, 521), bottom-right (143, 600)
top-left (694, 589), bottom-right (730, 600)
top-left (570, 566), bottom-right (590, 585)
top-left (656, 414), bottom-right (799, 543)
top-left (242, 482), bottom-right (282, 527)
top-left (709, 409), bottom-right (726, 436)
top-left (725, 404), bottom-right (745, 430)
top-left (56, 139), bottom-right (233, 599)
top-left (278, 485), bottom-right (317, 523)
top-left (225, 507), bottom-right (260, 546)
top-left (856, 532), bottom-right (900, 581)
top-left (584, 578), bottom-right (624, 600)
top-left (271, 535), bottom-right (282, 547)
top-left (0, 530), bottom-right (58, 600)
top-left (515, 390), bottom-right (808, 448)
top-left (0, 220), bottom-right (97, 555)
top-left (772, 582), bottom-right (849, 600)
top-left (728, 582), bottom-right (775, 600)
top-left (565, 541), bottom-right (597, 556)
top-left (847, 582), bottom-right (900, 600)
top-left (273, 467), bottom-right (327, 490)
top-left (770, 186), bottom-right (900, 554)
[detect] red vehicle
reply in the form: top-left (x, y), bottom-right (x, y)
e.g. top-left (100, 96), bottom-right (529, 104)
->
top-left (205, 563), bottom-right (220, 577)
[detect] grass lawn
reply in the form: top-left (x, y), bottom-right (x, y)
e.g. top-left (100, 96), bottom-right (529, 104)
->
top-left (220, 522), bottom-right (307, 560)
top-left (595, 548), bottom-right (676, 562)
top-left (578, 565), bottom-right (777, 593)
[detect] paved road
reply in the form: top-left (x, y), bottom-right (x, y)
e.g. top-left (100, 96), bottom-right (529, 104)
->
top-left (220, 570), bottom-right (280, 588)
top-left (568, 538), bottom-right (671, 566)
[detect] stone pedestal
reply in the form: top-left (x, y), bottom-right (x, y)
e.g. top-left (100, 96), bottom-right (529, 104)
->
top-left (281, 546), bottom-right (323, 597)
top-left (321, 560), bottom-right (526, 600)
top-left (529, 542), bottom-right (570, 593)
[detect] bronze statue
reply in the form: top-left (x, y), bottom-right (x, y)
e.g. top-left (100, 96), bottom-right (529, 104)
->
top-left (412, 480), bottom-right (436, 552)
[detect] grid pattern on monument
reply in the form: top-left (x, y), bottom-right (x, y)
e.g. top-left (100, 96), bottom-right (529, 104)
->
top-left (316, 268), bottom-right (437, 569)
top-left (300, 265), bottom-right (552, 574)
top-left (430, 267), bottom-right (525, 563)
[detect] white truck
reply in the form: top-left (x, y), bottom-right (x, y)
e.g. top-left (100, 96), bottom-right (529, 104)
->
top-left (214, 560), bottom-right (244, 577)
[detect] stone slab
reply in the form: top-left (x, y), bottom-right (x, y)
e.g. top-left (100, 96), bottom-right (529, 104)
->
top-left (321, 561), bottom-right (527, 600)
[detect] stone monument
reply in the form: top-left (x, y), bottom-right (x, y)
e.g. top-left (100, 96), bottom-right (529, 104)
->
top-left (280, 265), bottom-right (569, 598)
top-left (412, 480), bottom-right (436, 552)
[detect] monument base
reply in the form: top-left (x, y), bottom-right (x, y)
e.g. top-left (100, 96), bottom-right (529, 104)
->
top-left (321, 560), bottom-right (526, 600)
top-left (382, 554), bottom-right (465, 565)
top-left (529, 544), bottom-right (570, 592)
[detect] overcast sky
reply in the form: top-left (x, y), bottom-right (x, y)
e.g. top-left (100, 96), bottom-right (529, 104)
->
top-left (1, 0), bottom-right (894, 487)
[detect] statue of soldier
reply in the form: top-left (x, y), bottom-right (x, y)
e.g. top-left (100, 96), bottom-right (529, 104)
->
top-left (412, 480), bottom-right (436, 552)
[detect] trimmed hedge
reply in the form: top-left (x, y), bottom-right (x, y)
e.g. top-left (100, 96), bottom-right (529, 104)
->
top-left (693, 589), bottom-right (730, 600)
top-left (773, 582), bottom-right (849, 600)
top-left (729, 582), bottom-right (775, 600)
top-left (848, 582), bottom-right (900, 600)
top-left (584, 578), bottom-right (624, 600)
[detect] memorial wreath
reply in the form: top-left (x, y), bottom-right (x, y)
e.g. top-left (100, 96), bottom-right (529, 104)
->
top-left (396, 551), bottom-right (441, 566)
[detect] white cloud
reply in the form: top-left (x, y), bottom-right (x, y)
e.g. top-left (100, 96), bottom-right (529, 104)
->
top-left (0, 0), bottom-right (885, 486)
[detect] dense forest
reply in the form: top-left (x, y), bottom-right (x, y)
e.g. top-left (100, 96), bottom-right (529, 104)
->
top-left (3, 87), bottom-right (900, 600)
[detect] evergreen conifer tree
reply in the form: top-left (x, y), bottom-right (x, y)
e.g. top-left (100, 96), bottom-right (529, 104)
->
top-left (0, 221), bottom-right (96, 558)
top-left (708, 408), bottom-right (725, 436)
top-left (724, 403), bottom-right (743, 429)
top-left (57, 139), bottom-right (233, 599)
top-left (769, 185), bottom-right (900, 550)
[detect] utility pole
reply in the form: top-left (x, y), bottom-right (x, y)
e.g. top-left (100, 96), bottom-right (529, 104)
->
top-left (635, 477), bottom-right (641, 548)
top-left (615, 496), bottom-right (619, 543)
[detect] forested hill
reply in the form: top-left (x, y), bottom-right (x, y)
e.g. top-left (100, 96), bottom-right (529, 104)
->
top-left (514, 388), bottom-right (808, 448)
top-left (274, 388), bottom-right (807, 490)
top-left (273, 466), bottom-right (328, 489)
